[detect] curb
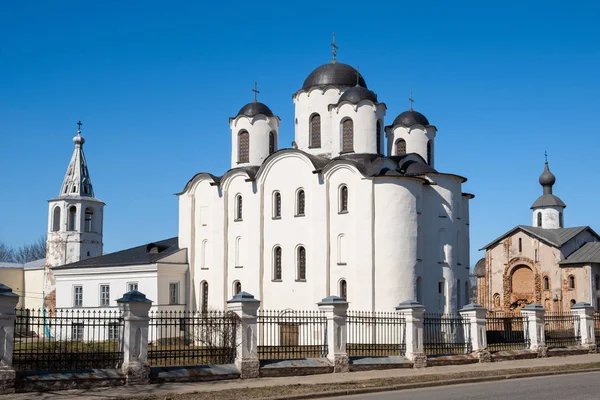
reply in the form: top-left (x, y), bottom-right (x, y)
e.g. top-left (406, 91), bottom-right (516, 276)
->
top-left (259, 367), bottom-right (600, 400)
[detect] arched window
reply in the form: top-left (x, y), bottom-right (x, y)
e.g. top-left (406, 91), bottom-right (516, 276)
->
top-left (537, 212), bottom-right (542, 227)
top-left (518, 238), bottom-right (522, 253)
top-left (234, 281), bottom-right (242, 295)
top-left (337, 234), bottom-right (346, 265)
top-left (395, 139), bottom-right (406, 156)
top-left (273, 192), bottom-right (281, 218)
top-left (201, 239), bottom-right (208, 269)
top-left (235, 237), bottom-right (242, 267)
top-left (339, 185), bottom-right (348, 213)
top-left (235, 194), bottom-right (243, 221)
top-left (238, 130), bottom-right (249, 163)
top-left (427, 140), bottom-right (433, 165)
top-left (68, 206), bottom-right (77, 231)
top-left (297, 246), bottom-right (306, 281)
top-left (569, 275), bottom-right (575, 289)
top-left (52, 206), bottom-right (61, 232)
top-left (339, 279), bottom-right (347, 300)
top-left (273, 246), bottom-right (282, 280)
top-left (570, 299), bottom-right (576, 307)
top-left (201, 281), bottom-right (209, 312)
top-left (376, 121), bottom-right (382, 154)
top-left (416, 276), bottom-right (423, 304)
top-left (559, 212), bottom-right (564, 228)
top-left (457, 279), bottom-right (462, 309)
top-left (341, 119), bottom-right (354, 152)
top-left (296, 189), bottom-right (305, 216)
top-left (310, 114), bottom-right (321, 148)
top-left (493, 293), bottom-right (500, 308)
top-left (269, 131), bottom-right (276, 155)
top-left (84, 208), bottom-right (93, 232)
top-left (544, 276), bottom-right (550, 290)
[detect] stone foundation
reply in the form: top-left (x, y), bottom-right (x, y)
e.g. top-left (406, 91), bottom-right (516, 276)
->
top-left (237, 358), bottom-right (260, 379)
top-left (536, 346), bottom-right (548, 358)
top-left (332, 355), bottom-right (349, 373)
top-left (476, 350), bottom-right (491, 363)
top-left (409, 353), bottom-right (427, 368)
top-left (0, 368), bottom-right (15, 394)
top-left (122, 362), bottom-right (150, 385)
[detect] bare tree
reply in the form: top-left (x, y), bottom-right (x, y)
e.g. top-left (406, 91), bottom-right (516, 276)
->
top-left (13, 236), bottom-right (46, 264)
top-left (0, 242), bottom-right (15, 263)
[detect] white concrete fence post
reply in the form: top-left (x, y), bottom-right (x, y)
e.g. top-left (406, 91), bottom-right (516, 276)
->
top-left (227, 291), bottom-right (261, 378)
top-left (571, 302), bottom-right (596, 352)
top-left (395, 300), bottom-right (427, 368)
top-left (317, 296), bottom-right (349, 373)
top-left (521, 304), bottom-right (546, 357)
top-left (0, 284), bottom-right (19, 394)
top-left (117, 290), bottom-right (153, 385)
top-left (459, 304), bottom-right (491, 362)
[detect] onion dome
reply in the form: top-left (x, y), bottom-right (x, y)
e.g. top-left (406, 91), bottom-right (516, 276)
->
top-left (236, 101), bottom-right (274, 118)
top-left (539, 162), bottom-right (556, 187)
top-left (302, 62), bottom-right (367, 90)
top-left (392, 110), bottom-right (430, 128)
top-left (338, 86), bottom-right (378, 104)
top-left (531, 159), bottom-right (566, 209)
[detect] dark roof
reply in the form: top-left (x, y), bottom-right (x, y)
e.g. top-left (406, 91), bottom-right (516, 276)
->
top-left (474, 258), bottom-right (486, 277)
top-left (337, 86), bottom-right (377, 105)
top-left (392, 110), bottom-right (431, 128)
top-left (480, 226), bottom-right (595, 250)
top-left (531, 194), bottom-right (566, 209)
top-left (236, 102), bottom-right (274, 118)
top-left (321, 152), bottom-right (436, 178)
top-left (54, 237), bottom-right (182, 269)
top-left (302, 62), bottom-right (367, 91)
top-left (560, 242), bottom-right (600, 265)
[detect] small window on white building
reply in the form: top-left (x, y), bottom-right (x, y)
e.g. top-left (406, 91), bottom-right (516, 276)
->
top-left (273, 246), bottom-right (282, 281)
top-left (52, 206), bottom-right (61, 232)
top-left (84, 208), bottom-right (93, 232)
top-left (71, 323), bottom-right (84, 341)
top-left (201, 281), bottom-right (209, 312)
top-left (100, 285), bottom-right (110, 306)
top-left (234, 281), bottom-right (242, 295)
top-left (339, 185), bottom-right (348, 213)
top-left (235, 194), bottom-right (243, 221)
top-left (201, 239), bottom-right (208, 269)
top-left (235, 236), bottom-right (242, 268)
top-left (337, 234), bottom-right (346, 265)
top-left (68, 206), bottom-right (77, 231)
top-left (296, 189), bottom-right (305, 216)
top-left (273, 192), bottom-right (282, 218)
top-left (169, 282), bottom-right (179, 305)
top-left (339, 279), bottom-right (347, 300)
top-left (537, 212), bottom-right (542, 227)
top-left (127, 282), bottom-right (138, 292)
top-left (73, 286), bottom-right (83, 307)
top-left (297, 246), bottom-right (306, 281)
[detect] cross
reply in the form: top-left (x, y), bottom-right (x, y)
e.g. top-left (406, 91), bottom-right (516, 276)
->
top-left (331, 32), bottom-right (339, 63)
top-left (252, 81), bottom-right (259, 102)
top-left (77, 120), bottom-right (82, 133)
top-left (544, 151), bottom-right (548, 163)
top-left (408, 92), bottom-right (414, 111)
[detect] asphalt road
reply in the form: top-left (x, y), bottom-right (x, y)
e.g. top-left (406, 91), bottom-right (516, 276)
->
top-left (320, 371), bottom-right (600, 400)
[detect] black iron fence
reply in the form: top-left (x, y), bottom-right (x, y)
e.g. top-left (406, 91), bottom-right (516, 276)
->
top-left (595, 313), bottom-right (600, 345)
top-left (423, 313), bottom-right (471, 356)
top-left (346, 311), bottom-right (406, 357)
top-left (544, 312), bottom-right (580, 347)
top-left (257, 310), bottom-right (327, 360)
top-left (13, 308), bottom-right (123, 372)
top-left (486, 311), bottom-right (529, 352)
top-left (148, 310), bottom-right (238, 367)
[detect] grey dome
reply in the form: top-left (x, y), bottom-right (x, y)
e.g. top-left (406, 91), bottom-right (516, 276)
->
top-left (236, 102), bottom-right (274, 118)
top-left (338, 86), bottom-right (377, 104)
top-left (302, 62), bottom-right (367, 90)
top-left (392, 110), bottom-right (430, 127)
top-left (539, 163), bottom-right (556, 186)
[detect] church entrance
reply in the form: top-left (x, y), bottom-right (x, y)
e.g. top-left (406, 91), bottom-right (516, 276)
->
top-left (509, 265), bottom-right (535, 311)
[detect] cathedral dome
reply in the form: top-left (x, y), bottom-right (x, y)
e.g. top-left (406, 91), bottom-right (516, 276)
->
top-left (236, 102), bottom-right (274, 118)
top-left (302, 62), bottom-right (367, 90)
top-left (392, 110), bottom-right (430, 127)
top-left (338, 86), bottom-right (377, 104)
top-left (539, 163), bottom-right (556, 186)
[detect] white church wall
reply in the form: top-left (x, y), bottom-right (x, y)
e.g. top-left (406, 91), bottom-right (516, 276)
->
top-left (156, 263), bottom-right (187, 307)
top-left (230, 115), bottom-right (279, 168)
top-left (23, 268), bottom-right (44, 309)
top-left (532, 206), bottom-right (563, 229)
top-left (331, 102), bottom-right (384, 155)
top-left (388, 125), bottom-right (436, 164)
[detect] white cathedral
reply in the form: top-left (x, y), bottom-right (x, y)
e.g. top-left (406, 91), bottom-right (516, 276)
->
top-left (37, 56), bottom-right (473, 315)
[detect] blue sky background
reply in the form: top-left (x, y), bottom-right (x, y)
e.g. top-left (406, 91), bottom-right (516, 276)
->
top-left (1, 1), bottom-right (598, 265)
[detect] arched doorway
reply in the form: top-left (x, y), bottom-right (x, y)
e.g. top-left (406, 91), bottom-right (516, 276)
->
top-left (510, 265), bottom-right (535, 311)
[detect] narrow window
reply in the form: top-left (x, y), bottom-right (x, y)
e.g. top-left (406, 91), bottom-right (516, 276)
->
top-left (395, 139), bottom-right (406, 156)
top-left (238, 130), bottom-right (249, 163)
top-left (427, 140), bottom-right (433, 165)
top-left (235, 194), bottom-right (243, 221)
top-left (84, 208), bottom-right (93, 232)
top-left (234, 281), bottom-right (242, 295)
top-left (127, 282), bottom-right (138, 292)
top-left (296, 189), bottom-right (305, 216)
top-left (535, 249), bottom-right (539, 262)
top-left (518, 238), bottom-right (522, 253)
top-left (595, 275), bottom-right (600, 290)
top-left (73, 286), bottom-right (83, 307)
top-left (559, 212), bottom-right (564, 228)
top-left (269, 131), bottom-right (276, 155)
top-left (310, 114), bottom-right (321, 148)
top-left (235, 237), bottom-right (242, 267)
top-left (297, 246), bottom-right (306, 281)
top-left (537, 212), bottom-right (542, 227)
top-left (52, 206), bottom-right (61, 232)
top-left (201, 239), bottom-right (208, 269)
top-left (71, 323), bottom-right (84, 341)
top-left (416, 276), bottom-right (423, 304)
top-left (337, 234), bottom-right (346, 265)
top-left (569, 275), bottom-right (575, 289)
top-left (341, 119), bottom-right (354, 152)
top-left (376, 121), bottom-right (382, 154)
top-left (273, 192), bottom-right (281, 218)
top-left (339, 185), bottom-right (348, 213)
top-left (169, 282), bottom-right (179, 305)
top-left (68, 206), bottom-right (77, 231)
top-left (201, 281), bottom-right (208, 312)
top-left (273, 246), bottom-right (282, 280)
top-left (544, 276), bottom-right (549, 290)
top-left (100, 284), bottom-right (110, 306)
top-left (339, 279), bottom-right (347, 300)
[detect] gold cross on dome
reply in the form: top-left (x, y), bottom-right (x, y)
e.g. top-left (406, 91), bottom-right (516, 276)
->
top-left (331, 32), bottom-right (339, 63)
top-left (408, 92), bottom-right (414, 111)
top-left (252, 81), bottom-right (259, 102)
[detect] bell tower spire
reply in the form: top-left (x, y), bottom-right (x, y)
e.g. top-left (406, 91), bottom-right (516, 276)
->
top-left (59, 121), bottom-right (95, 197)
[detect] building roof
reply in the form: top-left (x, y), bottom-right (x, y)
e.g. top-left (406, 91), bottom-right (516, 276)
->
top-left (235, 101), bottom-right (274, 118)
top-left (302, 62), bottom-right (367, 91)
top-left (391, 110), bottom-right (431, 128)
top-left (24, 258), bottom-right (45, 270)
top-left (531, 194), bottom-right (566, 209)
top-left (480, 225), bottom-right (597, 250)
top-left (474, 258), bottom-right (486, 277)
top-left (560, 242), bottom-right (600, 265)
top-left (0, 262), bottom-right (23, 270)
top-left (336, 86), bottom-right (378, 105)
top-left (53, 237), bottom-right (181, 269)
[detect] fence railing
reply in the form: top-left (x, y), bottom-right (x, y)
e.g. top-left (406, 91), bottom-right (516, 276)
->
top-left (257, 310), bottom-right (327, 360)
top-left (486, 312), bottom-right (529, 352)
top-left (13, 308), bottom-right (123, 372)
top-left (148, 310), bottom-right (238, 367)
top-left (544, 312), bottom-right (580, 347)
top-left (423, 313), bottom-right (471, 356)
top-left (595, 313), bottom-right (600, 345)
top-left (346, 311), bottom-right (406, 357)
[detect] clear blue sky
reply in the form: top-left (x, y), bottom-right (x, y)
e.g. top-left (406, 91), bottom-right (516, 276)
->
top-left (1, 1), bottom-right (599, 266)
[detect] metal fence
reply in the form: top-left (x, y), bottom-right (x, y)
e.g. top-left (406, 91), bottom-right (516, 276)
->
top-left (544, 312), bottom-right (580, 347)
top-left (13, 308), bottom-right (123, 371)
top-left (486, 311), bottom-right (529, 352)
top-left (423, 313), bottom-right (471, 356)
top-left (595, 313), bottom-right (600, 345)
top-left (346, 311), bottom-right (406, 357)
top-left (148, 310), bottom-right (238, 367)
top-left (257, 310), bottom-right (327, 360)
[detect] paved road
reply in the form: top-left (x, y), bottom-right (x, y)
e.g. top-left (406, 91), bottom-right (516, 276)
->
top-left (320, 371), bottom-right (600, 400)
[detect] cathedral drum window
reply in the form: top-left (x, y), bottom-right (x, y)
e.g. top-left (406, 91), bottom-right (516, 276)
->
top-left (273, 192), bottom-right (282, 218)
top-left (341, 118), bottom-right (354, 153)
top-left (376, 121), bottom-right (382, 154)
top-left (296, 189), bottom-right (305, 216)
top-left (235, 194), bottom-right (243, 221)
top-left (309, 114), bottom-right (321, 148)
top-left (339, 185), bottom-right (348, 213)
top-left (395, 139), bottom-right (406, 156)
top-left (269, 131), bottom-right (276, 155)
top-left (238, 130), bottom-right (250, 163)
